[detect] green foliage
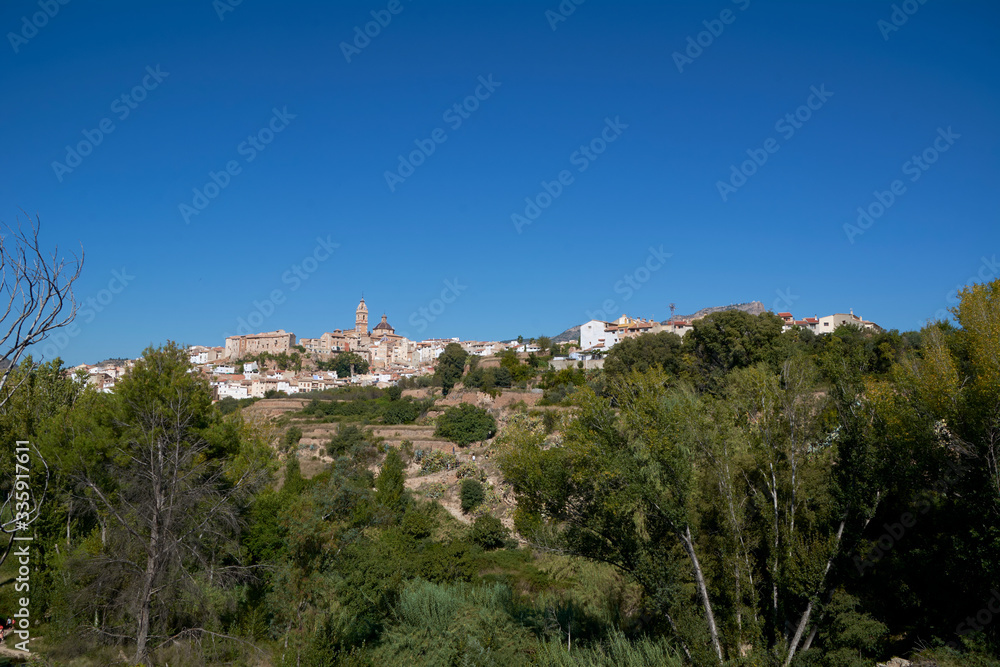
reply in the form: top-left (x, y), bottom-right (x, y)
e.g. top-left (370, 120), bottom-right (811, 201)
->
top-left (243, 349), bottom-right (303, 372)
top-left (435, 342), bottom-right (468, 396)
top-left (463, 364), bottom-right (515, 395)
top-left (375, 448), bottom-right (407, 516)
top-left (435, 403), bottom-right (497, 445)
top-left (216, 395), bottom-right (258, 414)
top-left (419, 481), bottom-right (447, 500)
top-left (455, 461), bottom-right (487, 482)
top-left (794, 591), bottom-right (888, 667)
top-left (36, 342), bottom-right (275, 663)
top-left (538, 367), bottom-right (588, 404)
top-left (316, 351), bottom-right (370, 377)
top-left (500, 349), bottom-right (538, 384)
top-left (460, 478), bottom-right (485, 513)
top-left (301, 390), bottom-right (429, 425)
top-left (419, 449), bottom-right (458, 474)
top-left (469, 514), bottom-right (510, 550)
top-left (282, 425), bottom-right (303, 450)
top-left (604, 330), bottom-right (685, 380)
top-left (370, 580), bottom-right (531, 665)
top-left (325, 424), bottom-right (378, 468)
top-left (684, 309), bottom-right (787, 391)
top-left (18, 283), bottom-right (1000, 665)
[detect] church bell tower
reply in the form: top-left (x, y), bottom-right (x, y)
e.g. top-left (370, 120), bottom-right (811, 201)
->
top-left (355, 297), bottom-right (369, 335)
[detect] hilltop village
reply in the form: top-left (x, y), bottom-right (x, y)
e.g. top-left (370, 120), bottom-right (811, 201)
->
top-left (69, 297), bottom-right (882, 397)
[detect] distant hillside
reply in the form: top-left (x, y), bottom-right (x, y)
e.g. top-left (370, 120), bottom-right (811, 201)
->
top-left (665, 300), bottom-right (766, 323)
top-left (551, 325), bottom-right (581, 344)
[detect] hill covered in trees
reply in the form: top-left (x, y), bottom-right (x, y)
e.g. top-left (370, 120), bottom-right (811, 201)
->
top-left (0, 282), bottom-right (997, 666)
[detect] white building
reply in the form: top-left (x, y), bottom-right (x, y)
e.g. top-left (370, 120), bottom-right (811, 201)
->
top-left (817, 311), bottom-right (882, 334)
top-left (217, 382), bottom-right (250, 400)
top-left (580, 320), bottom-right (619, 352)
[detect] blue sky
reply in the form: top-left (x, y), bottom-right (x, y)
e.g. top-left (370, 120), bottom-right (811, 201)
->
top-left (3, 0), bottom-right (998, 365)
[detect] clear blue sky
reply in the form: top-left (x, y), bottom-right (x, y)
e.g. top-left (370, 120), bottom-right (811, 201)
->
top-left (3, 0), bottom-right (998, 365)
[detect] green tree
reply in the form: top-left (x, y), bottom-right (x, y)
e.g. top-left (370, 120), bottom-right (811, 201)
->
top-left (40, 342), bottom-right (275, 663)
top-left (435, 404), bottom-right (496, 446)
top-left (537, 336), bottom-right (553, 355)
top-left (376, 448), bottom-right (407, 517)
top-left (684, 310), bottom-right (786, 391)
top-left (469, 514), bottom-right (509, 550)
top-left (282, 425), bottom-right (303, 451)
top-left (333, 351), bottom-right (370, 378)
top-left (460, 479), bottom-right (484, 513)
top-left (604, 330), bottom-right (686, 380)
top-left (500, 349), bottom-right (536, 384)
top-left (434, 343), bottom-right (467, 396)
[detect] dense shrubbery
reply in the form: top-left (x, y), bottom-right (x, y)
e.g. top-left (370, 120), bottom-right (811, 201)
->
top-left (9, 283), bottom-right (1000, 665)
top-left (434, 403), bottom-right (496, 445)
top-left (300, 388), bottom-right (431, 425)
top-left (498, 285), bottom-right (1000, 666)
top-left (469, 514), bottom-right (510, 550)
top-left (459, 478), bottom-right (485, 513)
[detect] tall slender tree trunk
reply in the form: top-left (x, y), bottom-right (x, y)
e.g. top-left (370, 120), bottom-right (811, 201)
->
top-left (135, 541), bottom-right (158, 663)
top-left (784, 518), bottom-right (845, 667)
top-left (682, 525), bottom-right (724, 664)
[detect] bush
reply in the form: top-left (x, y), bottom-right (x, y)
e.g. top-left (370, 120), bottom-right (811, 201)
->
top-left (469, 514), bottom-right (510, 550)
top-left (282, 425), bottom-right (303, 451)
top-left (381, 399), bottom-right (422, 425)
top-left (420, 450), bottom-right (458, 475)
top-left (460, 479), bottom-right (484, 513)
top-left (455, 461), bottom-right (487, 482)
top-left (420, 482), bottom-right (447, 500)
top-left (435, 404), bottom-right (497, 446)
top-left (400, 507), bottom-right (434, 539)
top-left (400, 439), bottom-right (414, 463)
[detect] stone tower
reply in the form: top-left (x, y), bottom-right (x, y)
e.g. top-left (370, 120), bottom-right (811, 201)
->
top-left (355, 297), bottom-right (368, 335)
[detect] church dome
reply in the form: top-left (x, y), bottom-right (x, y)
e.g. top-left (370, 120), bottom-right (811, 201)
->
top-left (373, 313), bottom-right (393, 332)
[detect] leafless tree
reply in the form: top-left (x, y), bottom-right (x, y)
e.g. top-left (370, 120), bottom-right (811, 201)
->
top-left (0, 210), bottom-right (83, 405)
top-left (0, 211), bottom-right (81, 576)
